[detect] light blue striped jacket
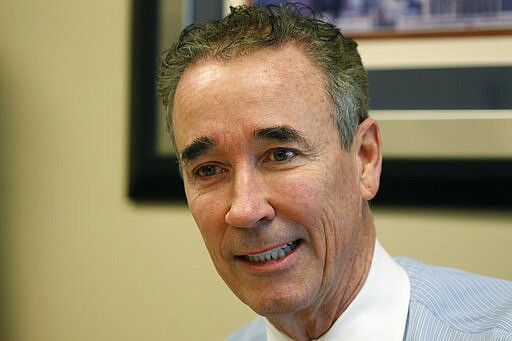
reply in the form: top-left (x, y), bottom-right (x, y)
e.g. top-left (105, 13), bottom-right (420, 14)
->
top-left (226, 257), bottom-right (512, 340)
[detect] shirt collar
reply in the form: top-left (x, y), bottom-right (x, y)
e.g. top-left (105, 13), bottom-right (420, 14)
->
top-left (265, 240), bottom-right (410, 341)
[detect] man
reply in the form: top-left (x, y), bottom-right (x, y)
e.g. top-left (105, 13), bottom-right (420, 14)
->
top-left (157, 4), bottom-right (512, 340)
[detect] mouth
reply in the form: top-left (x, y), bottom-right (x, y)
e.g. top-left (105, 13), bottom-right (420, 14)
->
top-left (239, 240), bottom-right (302, 263)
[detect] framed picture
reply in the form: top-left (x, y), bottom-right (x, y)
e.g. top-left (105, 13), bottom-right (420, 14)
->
top-left (129, 0), bottom-right (512, 207)
top-left (251, 0), bottom-right (512, 38)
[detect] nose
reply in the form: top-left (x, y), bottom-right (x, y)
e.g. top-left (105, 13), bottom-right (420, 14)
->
top-left (224, 168), bottom-right (275, 228)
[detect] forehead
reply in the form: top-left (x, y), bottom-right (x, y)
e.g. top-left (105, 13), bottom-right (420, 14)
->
top-left (172, 44), bottom-right (335, 148)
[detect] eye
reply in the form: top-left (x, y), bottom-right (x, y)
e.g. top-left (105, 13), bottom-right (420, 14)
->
top-left (266, 149), bottom-right (297, 162)
top-left (194, 164), bottom-right (226, 178)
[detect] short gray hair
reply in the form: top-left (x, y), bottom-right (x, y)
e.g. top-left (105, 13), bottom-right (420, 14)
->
top-left (157, 3), bottom-right (368, 153)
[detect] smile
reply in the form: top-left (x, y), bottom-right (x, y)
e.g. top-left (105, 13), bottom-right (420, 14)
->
top-left (242, 240), bottom-right (301, 263)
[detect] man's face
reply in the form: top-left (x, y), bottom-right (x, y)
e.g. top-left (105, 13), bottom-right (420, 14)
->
top-left (172, 45), bottom-right (378, 317)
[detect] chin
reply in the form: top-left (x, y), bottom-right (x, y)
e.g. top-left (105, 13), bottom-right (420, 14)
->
top-left (241, 288), bottom-right (315, 317)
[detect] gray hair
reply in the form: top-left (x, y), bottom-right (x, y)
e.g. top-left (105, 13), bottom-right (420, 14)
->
top-left (157, 3), bottom-right (368, 153)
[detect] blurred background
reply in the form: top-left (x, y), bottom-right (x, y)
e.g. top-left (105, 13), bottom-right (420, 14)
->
top-left (1, 0), bottom-right (511, 340)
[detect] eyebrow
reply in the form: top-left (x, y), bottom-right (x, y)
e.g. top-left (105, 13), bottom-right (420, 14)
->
top-left (180, 136), bottom-right (216, 162)
top-left (180, 126), bottom-right (307, 162)
top-left (254, 125), bottom-right (309, 146)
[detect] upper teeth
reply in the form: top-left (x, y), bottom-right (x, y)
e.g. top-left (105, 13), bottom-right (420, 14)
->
top-left (244, 241), bottom-right (298, 263)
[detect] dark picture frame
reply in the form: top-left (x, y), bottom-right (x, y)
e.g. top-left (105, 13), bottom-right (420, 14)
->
top-left (129, 0), bottom-right (512, 208)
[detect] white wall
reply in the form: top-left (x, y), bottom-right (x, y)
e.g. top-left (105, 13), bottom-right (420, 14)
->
top-left (1, 1), bottom-right (510, 340)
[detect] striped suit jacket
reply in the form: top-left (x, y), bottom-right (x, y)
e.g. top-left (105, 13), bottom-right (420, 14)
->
top-left (226, 258), bottom-right (512, 340)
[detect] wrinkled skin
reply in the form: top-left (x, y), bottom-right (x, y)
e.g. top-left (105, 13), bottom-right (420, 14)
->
top-left (172, 44), bottom-right (382, 340)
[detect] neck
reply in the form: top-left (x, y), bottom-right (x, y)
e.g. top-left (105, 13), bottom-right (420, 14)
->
top-left (268, 207), bottom-right (376, 341)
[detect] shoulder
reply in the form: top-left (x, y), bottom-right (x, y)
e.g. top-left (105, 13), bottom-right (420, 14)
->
top-left (395, 257), bottom-right (512, 339)
top-left (225, 316), bottom-right (267, 341)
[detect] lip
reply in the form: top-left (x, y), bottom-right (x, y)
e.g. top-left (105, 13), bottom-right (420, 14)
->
top-left (235, 239), bottom-right (303, 271)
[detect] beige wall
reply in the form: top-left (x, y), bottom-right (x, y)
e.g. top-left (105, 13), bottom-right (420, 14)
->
top-left (1, 1), bottom-right (511, 340)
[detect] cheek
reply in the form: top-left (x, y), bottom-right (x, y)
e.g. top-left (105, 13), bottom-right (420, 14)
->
top-left (281, 165), bottom-right (354, 216)
top-left (281, 165), bottom-right (361, 251)
top-left (186, 186), bottom-right (228, 259)
top-left (276, 170), bottom-right (340, 238)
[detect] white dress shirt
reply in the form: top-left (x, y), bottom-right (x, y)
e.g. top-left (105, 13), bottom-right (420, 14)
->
top-left (265, 240), bottom-right (410, 341)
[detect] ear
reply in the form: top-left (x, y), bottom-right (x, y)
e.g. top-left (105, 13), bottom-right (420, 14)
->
top-left (354, 118), bottom-right (382, 201)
